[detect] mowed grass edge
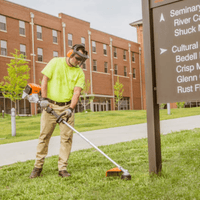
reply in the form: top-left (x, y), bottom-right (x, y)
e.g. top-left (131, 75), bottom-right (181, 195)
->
top-left (0, 128), bottom-right (200, 199)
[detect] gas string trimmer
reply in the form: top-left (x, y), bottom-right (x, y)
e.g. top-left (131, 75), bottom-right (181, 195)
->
top-left (22, 83), bottom-right (131, 180)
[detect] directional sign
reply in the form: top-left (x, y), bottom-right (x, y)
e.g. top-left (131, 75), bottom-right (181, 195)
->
top-left (153, 0), bottom-right (200, 103)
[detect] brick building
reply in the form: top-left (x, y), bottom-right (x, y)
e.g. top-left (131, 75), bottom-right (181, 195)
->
top-left (0, 0), bottom-right (144, 115)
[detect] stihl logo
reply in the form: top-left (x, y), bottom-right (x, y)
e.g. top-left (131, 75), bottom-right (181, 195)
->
top-left (154, 0), bottom-right (164, 3)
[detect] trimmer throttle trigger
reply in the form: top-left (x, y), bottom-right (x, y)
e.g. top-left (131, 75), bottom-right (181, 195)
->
top-left (56, 112), bottom-right (66, 124)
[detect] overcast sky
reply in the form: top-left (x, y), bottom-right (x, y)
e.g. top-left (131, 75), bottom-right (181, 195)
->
top-left (8, 0), bottom-right (142, 43)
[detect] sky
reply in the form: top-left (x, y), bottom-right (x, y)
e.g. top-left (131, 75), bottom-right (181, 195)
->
top-left (8, 0), bottom-right (142, 43)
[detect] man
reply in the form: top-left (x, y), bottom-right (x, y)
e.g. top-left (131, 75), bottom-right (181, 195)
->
top-left (30, 44), bottom-right (88, 178)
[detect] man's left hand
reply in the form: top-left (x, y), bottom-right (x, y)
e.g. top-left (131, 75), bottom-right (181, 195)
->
top-left (63, 108), bottom-right (73, 118)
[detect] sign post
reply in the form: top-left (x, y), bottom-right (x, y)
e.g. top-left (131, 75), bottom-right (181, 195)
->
top-left (142, 0), bottom-right (200, 174)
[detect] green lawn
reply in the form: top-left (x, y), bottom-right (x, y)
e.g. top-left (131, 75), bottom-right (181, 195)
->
top-left (0, 128), bottom-right (200, 199)
top-left (0, 107), bottom-right (200, 144)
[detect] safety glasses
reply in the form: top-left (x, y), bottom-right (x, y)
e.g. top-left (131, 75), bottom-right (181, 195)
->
top-left (75, 56), bottom-right (83, 61)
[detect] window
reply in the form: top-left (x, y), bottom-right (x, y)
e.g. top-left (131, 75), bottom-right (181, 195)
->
top-left (1, 40), bottom-right (7, 55)
top-left (0, 15), bottom-right (6, 31)
top-left (114, 64), bottom-right (118, 75)
top-left (132, 52), bottom-right (135, 62)
top-left (124, 66), bottom-right (127, 76)
top-left (104, 62), bottom-right (108, 73)
top-left (20, 44), bottom-right (26, 56)
top-left (123, 50), bottom-right (127, 60)
top-left (92, 41), bottom-right (96, 53)
top-left (19, 21), bottom-right (25, 35)
top-left (114, 47), bottom-right (117, 58)
top-left (53, 51), bottom-right (58, 57)
top-left (37, 25), bottom-right (42, 40)
top-left (103, 44), bottom-right (107, 55)
top-left (52, 30), bottom-right (57, 43)
top-left (81, 37), bottom-right (85, 46)
top-left (82, 62), bottom-right (86, 69)
top-left (37, 48), bottom-right (43, 62)
top-left (68, 33), bottom-right (73, 47)
top-left (133, 68), bottom-right (136, 78)
top-left (93, 60), bottom-right (97, 71)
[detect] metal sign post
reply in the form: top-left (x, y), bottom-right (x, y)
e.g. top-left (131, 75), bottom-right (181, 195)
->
top-left (142, 0), bottom-right (162, 174)
top-left (142, 0), bottom-right (200, 174)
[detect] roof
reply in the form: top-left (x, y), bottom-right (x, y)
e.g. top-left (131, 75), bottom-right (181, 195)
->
top-left (129, 19), bottom-right (143, 27)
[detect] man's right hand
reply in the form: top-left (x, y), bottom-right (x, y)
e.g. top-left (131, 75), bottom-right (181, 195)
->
top-left (40, 98), bottom-right (50, 109)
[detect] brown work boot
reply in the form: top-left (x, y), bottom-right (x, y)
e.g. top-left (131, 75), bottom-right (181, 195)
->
top-left (30, 167), bottom-right (42, 179)
top-left (58, 170), bottom-right (71, 178)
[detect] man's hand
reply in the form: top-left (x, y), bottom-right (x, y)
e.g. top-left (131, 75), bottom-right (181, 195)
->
top-left (63, 108), bottom-right (73, 118)
top-left (40, 98), bottom-right (50, 109)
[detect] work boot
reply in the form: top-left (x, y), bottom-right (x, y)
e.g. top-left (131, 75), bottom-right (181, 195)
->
top-left (58, 170), bottom-right (71, 178)
top-left (30, 167), bottom-right (42, 179)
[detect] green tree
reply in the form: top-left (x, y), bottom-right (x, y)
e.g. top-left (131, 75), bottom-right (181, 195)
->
top-left (0, 49), bottom-right (30, 113)
top-left (114, 77), bottom-right (124, 110)
top-left (79, 79), bottom-right (94, 112)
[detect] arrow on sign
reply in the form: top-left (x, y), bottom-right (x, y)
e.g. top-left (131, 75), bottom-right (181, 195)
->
top-left (160, 48), bottom-right (167, 55)
top-left (160, 13), bottom-right (165, 22)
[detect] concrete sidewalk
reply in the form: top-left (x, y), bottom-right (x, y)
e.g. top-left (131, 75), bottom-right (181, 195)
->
top-left (0, 115), bottom-right (200, 167)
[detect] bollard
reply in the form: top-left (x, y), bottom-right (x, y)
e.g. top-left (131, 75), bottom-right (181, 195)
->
top-left (167, 103), bottom-right (171, 115)
top-left (11, 108), bottom-right (16, 136)
top-left (2, 110), bottom-right (4, 118)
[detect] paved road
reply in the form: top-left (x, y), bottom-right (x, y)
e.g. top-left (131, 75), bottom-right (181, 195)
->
top-left (0, 115), bottom-right (199, 167)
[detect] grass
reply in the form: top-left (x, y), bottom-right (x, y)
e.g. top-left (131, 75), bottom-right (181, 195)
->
top-left (0, 107), bottom-right (200, 144)
top-left (0, 128), bottom-right (200, 199)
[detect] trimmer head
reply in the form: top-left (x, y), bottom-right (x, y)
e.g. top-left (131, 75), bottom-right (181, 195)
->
top-left (121, 171), bottom-right (132, 180)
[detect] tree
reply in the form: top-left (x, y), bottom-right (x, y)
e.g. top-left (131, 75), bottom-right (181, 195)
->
top-left (114, 77), bottom-right (124, 110)
top-left (0, 49), bottom-right (30, 113)
top-left (79, 79), bottom-right (94, 112)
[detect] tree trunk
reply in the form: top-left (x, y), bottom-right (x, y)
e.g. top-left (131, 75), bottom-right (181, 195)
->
top-left (84, 98), bottom-right (86, 111)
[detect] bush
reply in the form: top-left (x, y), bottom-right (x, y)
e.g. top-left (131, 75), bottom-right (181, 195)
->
top-left (160, 103), bottom-right (166, 109)
top-left (176, 102), bottom-right (185, 108)
top-left (82, 109), bottom-right (92, 113)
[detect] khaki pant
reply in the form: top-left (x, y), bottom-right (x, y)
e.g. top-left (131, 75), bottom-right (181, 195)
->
top-left (34, 103), bottom-right (74, 171)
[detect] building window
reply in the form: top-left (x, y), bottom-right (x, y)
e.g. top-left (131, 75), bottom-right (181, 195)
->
top-left (20, 44), bottom-right (26, 56)
top-left (92, 41), bottom-right (96, 53)
top-left (123, 50), bottom-right (127, 60)
top-left (1, 40), bottom-right (7, 55)
top-left (52, 30), bottom-right (57, 43)
top-left (37, 48), bottom-right (43, 62)
top-left (93, 60), bottom-right (97, 71)
top-left (19, 21), bottom-right (25, 36)
top-left (124, 66), bottom-right (127, 76)
top-left (37, 25), bottom-right (42, 40)
top-left (82, 62), bottom-right (86, 69)
top-left (114, 47), bottom-right (117, 58)
top-left (118, 97), bottom-right (130, 110)
top-left (81, 37), bottom-right (85, 46)
top-left (133, 68), bottom-right (136, 78)
top-left (68, 33), bottom-right (73, 47)
top-left (104, 62), bottom-right (108, 73)
top-left (0, 15), bottom-right (6, 31)
top-left (103, 44), bottom-right (107, 55)
top-left (114, 64), bottom-right (118, 75)
top-left (53, 51), bottom-right (58, 57)
top-left (132, 52), bottom-right (135, 62)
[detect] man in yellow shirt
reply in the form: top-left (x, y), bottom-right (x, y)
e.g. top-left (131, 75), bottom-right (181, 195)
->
top-left (30, 44), bottom-right (88, 178)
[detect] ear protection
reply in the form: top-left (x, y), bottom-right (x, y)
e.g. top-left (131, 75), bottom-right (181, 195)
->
top-left (67, 44), bottom-right (89, 67)
top-left (67, 49), bottom-right (74, 58)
